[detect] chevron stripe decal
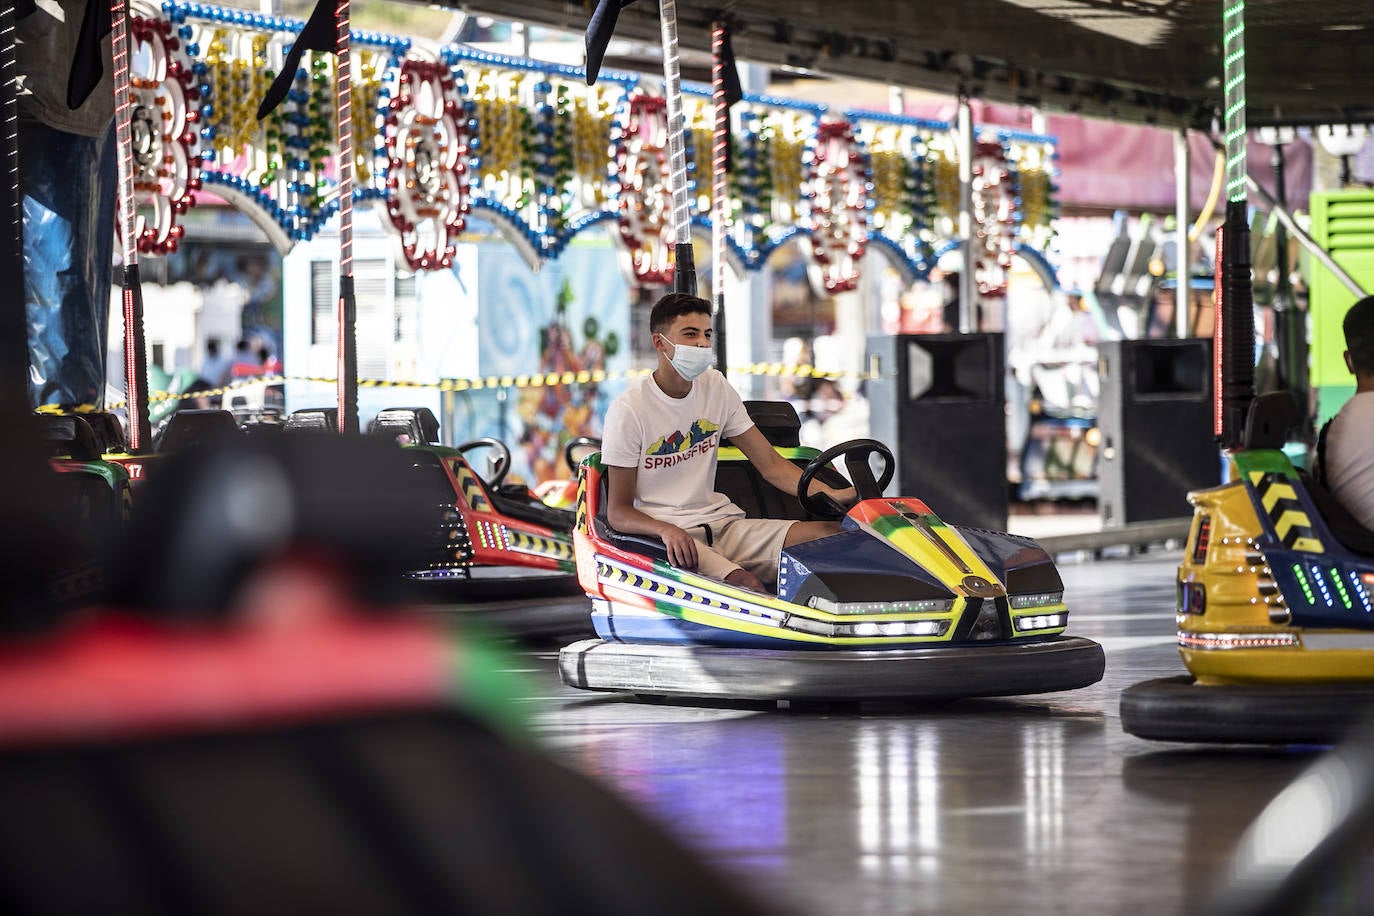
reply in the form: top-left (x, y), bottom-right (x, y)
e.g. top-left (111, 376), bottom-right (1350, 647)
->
top-left (508, 530), bottom-right (574, 561)
top-left (1249, 471), bottom-right (1324, 554)
top-left (453, 464), bottom-right (492, 512)
top-left (595, 558), bottom-right (785, 624)
top-left (573, 474), bottom-right (588, 533)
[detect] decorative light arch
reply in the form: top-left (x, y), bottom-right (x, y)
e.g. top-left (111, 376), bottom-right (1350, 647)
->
top-left (151, 1), bottom-right (1060, 294)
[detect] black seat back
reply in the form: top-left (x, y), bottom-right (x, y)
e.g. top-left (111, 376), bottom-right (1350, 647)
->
top-left (35, 415), bottom-right (102, 461)
top-left (82, 412), bottom-right (126, 453)
top-left (157, 409), bottom-right (238, 454)
top-left (285, 408), bottom-right (339, 433)
top-left (368, 407), bottom-right (440, 445)
top-left (731, 400), bottom-right (801, 448)
top-left (1244, 391), bottom-right (1301, 450)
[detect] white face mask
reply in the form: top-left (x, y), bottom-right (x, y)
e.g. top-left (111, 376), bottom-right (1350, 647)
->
top-left (661, 336), bottom-right (716, 381)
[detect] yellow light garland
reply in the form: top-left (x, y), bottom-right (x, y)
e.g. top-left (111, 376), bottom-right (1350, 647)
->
top-left (351, 51), bottom-right (384, 186)
top-left (767, 117), bottom-right (806, 225)
top-left (931, 144), bottom-right (960, 222)
top-left (570, 88), bottom-right (614, 201)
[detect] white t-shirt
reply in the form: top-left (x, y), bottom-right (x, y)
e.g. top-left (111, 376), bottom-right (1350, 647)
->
top-left (1324, 391), bottom-right (1374, 531)
top-left (601, 368), bottom-right (755, 529)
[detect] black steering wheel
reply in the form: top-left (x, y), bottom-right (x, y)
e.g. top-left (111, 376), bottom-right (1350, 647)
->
top-left (456, 437), bottom-right (512, 489)
top-left (563, 436), bottom-right (601, 473)
top-left (797, 438), bottom-right (895, 518)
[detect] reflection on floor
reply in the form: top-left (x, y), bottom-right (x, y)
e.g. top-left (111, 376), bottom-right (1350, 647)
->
top-left (509, 553), bottom-right (1323, 916)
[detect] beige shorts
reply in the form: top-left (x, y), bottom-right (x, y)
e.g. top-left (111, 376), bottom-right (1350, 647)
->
top-left (686, 517), bottom-right (797, 586)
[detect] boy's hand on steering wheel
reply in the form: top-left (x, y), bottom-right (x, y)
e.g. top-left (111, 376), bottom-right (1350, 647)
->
top-left (659, 524), bottom-right (699, 569)
top-left (830, 485), bottom-right (858, 508)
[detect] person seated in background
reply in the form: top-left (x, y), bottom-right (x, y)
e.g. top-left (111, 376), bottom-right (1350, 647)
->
top-left (601, 293), bottom-right (854, 594)
top-left (230, 339), bottom-right (261, 378)
top-left (200, 339), bottom-right (232, 388)
top-left (1319, 295), bottom-right (1374, 531)
top-left (259, 345), bottom-right (283, 376)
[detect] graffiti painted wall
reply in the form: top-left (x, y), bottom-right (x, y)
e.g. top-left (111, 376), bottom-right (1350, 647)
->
top-left (455, 232), bottom-right (630, 485)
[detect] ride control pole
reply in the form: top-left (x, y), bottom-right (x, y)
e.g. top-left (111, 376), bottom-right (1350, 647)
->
top-left (334, 0), bottom-right (358, 434)
top-left (659, 0), bottom-right (695, 297)
top-left (710, 18), bottom-right (728, 374)
top-left (111, 0), bottom-right (153, 451)
top-left (1214, 0), bottom-right (1256, 449)
top-left (0, 2), bottom-right (25, 427)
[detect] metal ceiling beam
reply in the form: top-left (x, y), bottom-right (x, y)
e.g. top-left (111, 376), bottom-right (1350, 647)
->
top-left (448, 0), bottom-right (1212, 127)
top-left (439, 0), bottom-right (1374, 130)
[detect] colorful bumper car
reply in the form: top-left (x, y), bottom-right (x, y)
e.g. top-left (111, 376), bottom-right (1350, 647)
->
top-left (559, 402), bottom-right (1105, 702)
top-left (1121, 394), bottom-right (1374, 744)
top-left (36, 408), bottom-right (153, 486)
top-left (275, 407), bottom-right (588, 635)
top-left (533, 436), bottom-right (601, 509)
top-left (32, 414), bottom-right (130, 606)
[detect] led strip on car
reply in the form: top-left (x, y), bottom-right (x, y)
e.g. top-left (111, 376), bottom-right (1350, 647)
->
top-left (1177, 631), bottom-right (1300, 651)
top-left (1009, 591), bottom-right (1063, 610)
top-left (806, 596), bottom-right (954, 615)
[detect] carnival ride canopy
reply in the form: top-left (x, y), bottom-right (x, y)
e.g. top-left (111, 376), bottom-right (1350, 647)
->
top-left (449, 0), bottom-right (1374, 129)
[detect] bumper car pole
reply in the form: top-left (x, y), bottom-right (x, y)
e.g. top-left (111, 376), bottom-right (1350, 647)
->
top-left (1215, 0), bottom-right (1253, 450)
top-left (333, 0), bottom-right (359, 434)
top-left (111, 0), bottom-right (153, 452)
top-left (658, 0), bottom-right (695, 297)
top-left (0, 3), bottom-right (25, 427)
top-left (710, 18), bottom-right (729, 375)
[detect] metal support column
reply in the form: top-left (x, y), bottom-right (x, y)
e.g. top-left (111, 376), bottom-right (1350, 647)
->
top-left (1270, 140), bottom-right (1307, 413)
top-left (1246, 176), bottom-right (1367, 299)
top-left (1174, 129), bottom-right (1190, 338)
top-left (956, 96), bottom-right (975, 334)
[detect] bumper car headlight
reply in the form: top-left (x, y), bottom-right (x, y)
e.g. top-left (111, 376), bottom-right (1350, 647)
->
top-left (784, 617), bottom-right (951, 638)
top-left (1014, 614), bottom-right (1065, 632)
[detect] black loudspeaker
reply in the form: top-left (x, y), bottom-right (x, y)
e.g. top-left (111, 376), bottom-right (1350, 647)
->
top-left (866, 333), bottom-right (1007, 530)
top-left (1097, 338), bottom-right (1218, 526)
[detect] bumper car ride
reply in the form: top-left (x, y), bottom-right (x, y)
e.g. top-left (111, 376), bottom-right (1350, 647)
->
top-left (1121, 394), bottom-right (1374, 744)
top-left (559, 425), bottom-right (1105, 702)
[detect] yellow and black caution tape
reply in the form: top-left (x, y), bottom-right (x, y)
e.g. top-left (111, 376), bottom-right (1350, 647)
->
top-left (99, 374), bottom-right (292, 411)
top-left (83, 363), bottom-right (870, 411)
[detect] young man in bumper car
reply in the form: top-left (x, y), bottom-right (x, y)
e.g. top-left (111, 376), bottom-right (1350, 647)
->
top-left (600, 293), bottom-right (855, 594)
top-left (561, 294), bottom-right (1105, 703)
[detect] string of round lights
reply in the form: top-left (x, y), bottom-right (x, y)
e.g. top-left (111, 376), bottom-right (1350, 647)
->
top-left (970, 137), bottom-right (1017, 300)
top-left (613, 92), bottom-right (674, 284)
top-left (803, 119), bottom-right (869, 293)
top-left (382, 58), bottom-right (469, 271)
top-left (128, 2), bottom-right (202, 255)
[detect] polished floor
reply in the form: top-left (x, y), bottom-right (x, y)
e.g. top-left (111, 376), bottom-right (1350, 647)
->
top-left (501, 554), bottom-right (1324, 916)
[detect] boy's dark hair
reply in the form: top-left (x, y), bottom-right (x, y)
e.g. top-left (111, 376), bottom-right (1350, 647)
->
top-left (1345, 295), bottom-right (1374, 376)
top-left (649, 293), bottom-right (712, 335)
